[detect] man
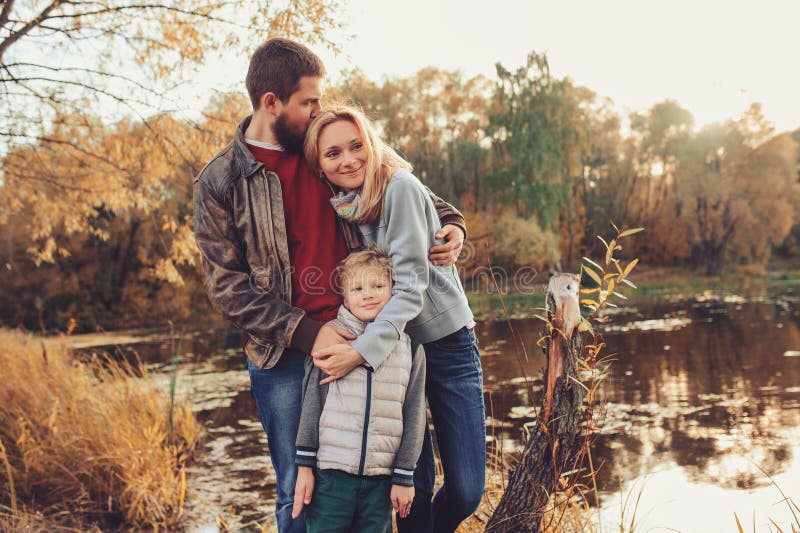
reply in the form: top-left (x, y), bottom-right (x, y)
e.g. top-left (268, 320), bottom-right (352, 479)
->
top-left (193, 38), bottom-right (466, 532)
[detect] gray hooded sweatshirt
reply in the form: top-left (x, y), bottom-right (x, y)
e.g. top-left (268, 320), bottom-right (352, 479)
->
top-left (349, 170), bottom-right (474, 370)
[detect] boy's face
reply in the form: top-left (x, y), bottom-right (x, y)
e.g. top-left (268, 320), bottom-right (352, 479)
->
top-left (273, 75), bottom-right (323, 153)
top-left (342, 266), bottom-right (392, 322)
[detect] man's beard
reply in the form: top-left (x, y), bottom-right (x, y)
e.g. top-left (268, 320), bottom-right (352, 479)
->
top-left (274, 113), bottom-right (306, 154)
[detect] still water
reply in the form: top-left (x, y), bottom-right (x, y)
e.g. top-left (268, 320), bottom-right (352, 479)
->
top-left (78, 290), bottom-right (800, 532)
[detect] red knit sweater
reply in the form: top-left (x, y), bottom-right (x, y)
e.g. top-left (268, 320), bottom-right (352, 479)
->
top-left (247, 144), bottom-right (347, 323)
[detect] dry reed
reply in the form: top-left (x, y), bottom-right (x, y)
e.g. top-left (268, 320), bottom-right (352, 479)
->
top-left (0, 329), bottom-right (201, 529)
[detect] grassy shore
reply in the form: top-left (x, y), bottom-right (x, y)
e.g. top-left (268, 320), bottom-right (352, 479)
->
top-left (467, 264), bottom-right (800, 321)
top-left (0, 329), bottom-right (201, 530)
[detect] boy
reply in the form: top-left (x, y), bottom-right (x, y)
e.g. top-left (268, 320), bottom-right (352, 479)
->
top-left (291, 247), bottom-right (426, 532)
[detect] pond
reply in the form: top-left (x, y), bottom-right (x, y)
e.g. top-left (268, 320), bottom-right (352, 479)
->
top-left (74, 289), bottom-right (800, 532)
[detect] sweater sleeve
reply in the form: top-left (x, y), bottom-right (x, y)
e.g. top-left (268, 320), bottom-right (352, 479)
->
top-left (295, 356), bottom-right (329, 467)
top-left (351, 176), bottom-right (432, 369)
top-left (392, 341), bottom-right (427, 486)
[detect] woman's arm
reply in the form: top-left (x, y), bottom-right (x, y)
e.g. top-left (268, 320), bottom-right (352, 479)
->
top-left (349, 174), bottom-right (435, 370)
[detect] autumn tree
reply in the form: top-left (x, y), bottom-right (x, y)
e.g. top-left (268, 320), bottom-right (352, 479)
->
top-left (678, 105), bottom-right (798, 274)
top-left (0, 94), bottom-right (251, 330)
top-left (0, 0), bottom-right (343, 268)
top-left (331, 67), bottom-right (493, 205)
top-left (614, 100), bottom-right (695, 263)
top-left (559, 85), bottom-right (622, 268)
top-left (486, 52), bottom-right (583, 227)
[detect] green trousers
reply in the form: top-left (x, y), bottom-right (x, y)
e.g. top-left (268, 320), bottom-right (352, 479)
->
top-left (305, 469), bottom-right (392, 533)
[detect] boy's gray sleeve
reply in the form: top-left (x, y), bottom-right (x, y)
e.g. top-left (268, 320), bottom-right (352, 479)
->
top-left (296, 356), bottom-right (329, 467)
top-left (392, 344), bottom-right (427, 486)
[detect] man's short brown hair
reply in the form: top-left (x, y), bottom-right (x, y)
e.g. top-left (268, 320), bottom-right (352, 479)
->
top-left (337, 246), bottom-right (393, 287)
top-left (245, 38), bottom-right (325, 109)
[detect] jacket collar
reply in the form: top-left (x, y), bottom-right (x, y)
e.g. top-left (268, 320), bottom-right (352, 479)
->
top-left (232, 115), bottom-right (265, 178)
top-left (336, 305), bottom-right (368, 336)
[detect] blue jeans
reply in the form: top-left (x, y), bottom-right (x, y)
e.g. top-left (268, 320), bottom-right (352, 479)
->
top-left (396, 327), bottom-right (486, 533)
top-left (248, 349), bottom-right (307, 533)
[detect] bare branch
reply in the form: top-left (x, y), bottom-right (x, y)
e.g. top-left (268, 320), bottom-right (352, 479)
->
top-left (0, 131), bottom-right (128, 173)
top-left (44, 3), bottom-right (241, 27)
top-left (2, 62), bottom-right (165, 96)
top-left (0, 0), bottom-right (16, 31)
top-left (0, 1), bottom-right (66, 63)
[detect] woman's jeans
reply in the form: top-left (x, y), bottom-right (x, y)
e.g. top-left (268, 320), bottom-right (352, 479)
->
top-left (396, 326), bottom-right (486, 533)
top-left (248, 349), bottom-right (307, 533)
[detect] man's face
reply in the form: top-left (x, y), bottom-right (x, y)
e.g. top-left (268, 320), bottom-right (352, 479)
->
top-left (273, 75), bottom-right (323, 153)
top-left (342, 267), bottom-right (392, 322)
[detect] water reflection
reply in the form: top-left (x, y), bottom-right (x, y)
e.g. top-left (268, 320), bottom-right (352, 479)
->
top-left (484, 292), bottom-right (800, 532)
top-left (70, 291), bottom-right (800, 532)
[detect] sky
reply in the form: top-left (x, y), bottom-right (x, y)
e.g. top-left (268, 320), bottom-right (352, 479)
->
top-left (194, 0), bottom-right (799, 133)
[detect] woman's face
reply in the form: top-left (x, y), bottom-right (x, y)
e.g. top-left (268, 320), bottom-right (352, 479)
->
top-left (317, 119), bottom-right (368, 190)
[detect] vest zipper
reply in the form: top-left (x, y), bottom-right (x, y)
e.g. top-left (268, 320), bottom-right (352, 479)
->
top-left (357, 371), bottom-right (372, 476)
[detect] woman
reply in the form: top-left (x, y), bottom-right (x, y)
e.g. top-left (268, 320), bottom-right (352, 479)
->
top-left (304, 106), bottom-right (485, 533)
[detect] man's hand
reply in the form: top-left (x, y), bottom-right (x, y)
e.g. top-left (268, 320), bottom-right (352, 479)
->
top-left (292, 466), bottom-right (315, 519)
top-left (391, 485), bottom-right (415, 518)
top-left (310, 324), bottom-right (356, 357)
top-left (312, 344), bottom-right (366, 385)
top-left (429, 224), bottom-right (465, 267)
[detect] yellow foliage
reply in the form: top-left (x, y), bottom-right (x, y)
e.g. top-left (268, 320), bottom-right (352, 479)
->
top-left (0, 330), bottom-right (201, 528)
top-left (460, 208), bottom-right (558, 277)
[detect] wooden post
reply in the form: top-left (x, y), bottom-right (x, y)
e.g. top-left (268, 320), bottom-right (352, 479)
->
top-left (486, 273), bottom-right (584, 533)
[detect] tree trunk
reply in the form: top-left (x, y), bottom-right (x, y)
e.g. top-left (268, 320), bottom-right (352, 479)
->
top-left (486, 273), bottom-right (584, 533)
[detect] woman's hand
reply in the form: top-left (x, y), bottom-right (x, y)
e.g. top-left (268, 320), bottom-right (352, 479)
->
top-left (292, 466), bottom-right (315, 519)
top-left (312, 343), bottom-right (366, 385)
top-left (429, 224), bottom-right (465, 266)
top-left (391, 484), bottom-right (415, 518)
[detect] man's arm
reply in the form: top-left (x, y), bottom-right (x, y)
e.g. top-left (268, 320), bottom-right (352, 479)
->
top-left (193, 180), bottom-right (351, 353)
top-left (424, 186), bottom-right (466, 266)
top-left (424, 185), bottom-right (466, 240)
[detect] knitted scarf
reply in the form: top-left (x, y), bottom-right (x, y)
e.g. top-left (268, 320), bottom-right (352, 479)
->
top-left (330, 189), bottom-right (362, 222)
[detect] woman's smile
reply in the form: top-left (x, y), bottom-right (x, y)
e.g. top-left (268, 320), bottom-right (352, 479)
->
top-left (317, 119), bottom-right (369, 190)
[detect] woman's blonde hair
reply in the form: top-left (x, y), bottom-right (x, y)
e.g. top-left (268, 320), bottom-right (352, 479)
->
top-left (304, 105), bottom-right (412, 224)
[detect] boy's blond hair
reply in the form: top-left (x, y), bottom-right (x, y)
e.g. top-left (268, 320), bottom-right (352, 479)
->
top-left (337, 245), bottom-right (393, 287)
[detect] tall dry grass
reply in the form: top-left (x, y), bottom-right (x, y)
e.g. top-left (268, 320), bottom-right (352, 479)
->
top-left (0, 329), bottom-right (201, 529)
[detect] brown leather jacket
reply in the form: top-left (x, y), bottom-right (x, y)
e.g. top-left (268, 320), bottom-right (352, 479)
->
top-left (193, 116), bottom-right (466, 369)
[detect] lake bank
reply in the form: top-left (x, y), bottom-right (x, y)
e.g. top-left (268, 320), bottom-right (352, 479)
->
top-left (466, 264), bottom-right (800, 321)
top-left (4, 265), bottom-right (800, 531)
